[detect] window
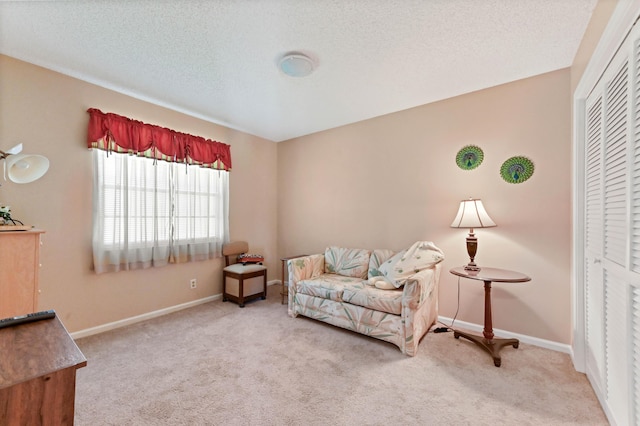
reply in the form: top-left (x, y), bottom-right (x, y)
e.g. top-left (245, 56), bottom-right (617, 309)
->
top-left (86, 108), bottom-right (232, 274)
top-left (92, 149), bottom-right (229, 273)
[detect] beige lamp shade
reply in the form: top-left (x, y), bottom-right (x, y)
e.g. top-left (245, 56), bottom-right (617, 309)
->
top-left (451, 199), bottom-right (496, 229)
top-left (5, 153), bottom-right (50, 183)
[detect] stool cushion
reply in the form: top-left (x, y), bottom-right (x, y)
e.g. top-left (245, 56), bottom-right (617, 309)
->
top-left (224, 263), bottom-right (267, 274)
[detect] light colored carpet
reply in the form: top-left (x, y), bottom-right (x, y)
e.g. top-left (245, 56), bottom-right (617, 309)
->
top-left (74, 289), bottom-right (607, 425)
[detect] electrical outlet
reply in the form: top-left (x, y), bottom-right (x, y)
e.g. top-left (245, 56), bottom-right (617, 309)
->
top-left (190, 279), bottom-right (197, 289)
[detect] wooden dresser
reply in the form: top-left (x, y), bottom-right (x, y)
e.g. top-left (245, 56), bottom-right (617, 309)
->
top-left (0, 229), bottom-right (45, 318)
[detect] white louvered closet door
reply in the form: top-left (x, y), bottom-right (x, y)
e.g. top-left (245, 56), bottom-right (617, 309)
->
top-left (583, 20), bottom-right (640, 426)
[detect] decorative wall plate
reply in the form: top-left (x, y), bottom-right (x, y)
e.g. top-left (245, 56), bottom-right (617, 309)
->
top-left (456, 145), bottom-right (484, 170)
top-left (500, 156), bottom-right (534, 184)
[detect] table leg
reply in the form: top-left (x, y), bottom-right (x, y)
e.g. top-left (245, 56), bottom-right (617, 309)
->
top-left (483, 280), bottom-right (494, 339)
top-left (453, 279), bottom-right (519, 367)
top-left (453, 330), bottom-right (519, 367)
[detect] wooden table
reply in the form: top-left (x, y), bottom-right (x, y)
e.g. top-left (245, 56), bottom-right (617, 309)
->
top-left (449, 266), bottom-right (531, 367)
top-left (0, 314), bottom-right (87, 424)
top-left (280, 255), bottom-right (307, 304)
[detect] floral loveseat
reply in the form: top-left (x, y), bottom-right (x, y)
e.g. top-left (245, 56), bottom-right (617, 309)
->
top-left (287, 241), bottom-right (444, 356)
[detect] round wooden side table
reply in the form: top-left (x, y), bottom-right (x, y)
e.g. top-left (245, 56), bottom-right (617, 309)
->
top-left (449, 266), bottom-right (531, 367)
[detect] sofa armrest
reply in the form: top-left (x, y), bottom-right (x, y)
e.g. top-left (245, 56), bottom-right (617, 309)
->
top-left (400, 263), bottom-right (442, 355)
top-left (287, 254), bottom-right (325, 283)
top-left (401, 262), bottom-right (442, 311)
top-left (287, 254), bottom-right (324, 315)
top-left (287, 254), bottom-right (324, 292)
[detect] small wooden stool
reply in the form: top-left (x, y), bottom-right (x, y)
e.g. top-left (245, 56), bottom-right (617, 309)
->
top-left (222, 241), bottom-right (267, 308)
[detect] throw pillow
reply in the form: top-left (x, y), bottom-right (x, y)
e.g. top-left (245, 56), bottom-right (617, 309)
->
top-left (368, 249), bottom-right (396, 278)
top-left (378, 241), bottom-right (445, 287)
top-left (237, 253), bottom-right (264, 264)
top-left (324, 247), bottom-right (371, 279)
top-left (378, 250), bottom-right (408, 287)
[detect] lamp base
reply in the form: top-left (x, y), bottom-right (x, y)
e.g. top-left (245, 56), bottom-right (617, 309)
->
top-left (465, 233), bottom-right (480, 271)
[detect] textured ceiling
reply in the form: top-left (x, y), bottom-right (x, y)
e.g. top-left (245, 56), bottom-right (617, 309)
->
top-left (0, 0), bottom-right (597, 142)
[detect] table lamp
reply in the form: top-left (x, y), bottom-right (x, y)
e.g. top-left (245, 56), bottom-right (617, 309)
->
top-left (451, 198), bottom-right (496, 271)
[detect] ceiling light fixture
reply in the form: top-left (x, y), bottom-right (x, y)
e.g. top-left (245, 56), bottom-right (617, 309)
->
top-left (279, 52), bottom-right (316, 78)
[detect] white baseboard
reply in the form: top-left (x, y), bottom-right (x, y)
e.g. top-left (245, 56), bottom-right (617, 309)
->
top-left (71, 279), bottom-right (281, 340)
top-left (437, 316), bottom-right (572, 354)
top-left (71, 295), bottom-right (220, 339)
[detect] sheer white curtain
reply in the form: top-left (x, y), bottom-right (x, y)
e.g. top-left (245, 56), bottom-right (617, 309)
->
top-left (170, 160), bottom-right (229, 263)
top-left (92, 149), bottom-right (229, 273)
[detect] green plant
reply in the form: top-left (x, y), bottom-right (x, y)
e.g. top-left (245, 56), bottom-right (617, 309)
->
top-left (0, 206), bottom-right (23, 225)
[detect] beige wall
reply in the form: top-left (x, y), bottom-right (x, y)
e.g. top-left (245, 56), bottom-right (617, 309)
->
top-left (0, 55), bottom-right (278, 332)
top-left (278, 69), bottom-right (573, 344)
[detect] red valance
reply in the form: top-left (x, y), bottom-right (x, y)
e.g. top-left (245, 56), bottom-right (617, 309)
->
top-left (87, 108), bottom-right (232, 171)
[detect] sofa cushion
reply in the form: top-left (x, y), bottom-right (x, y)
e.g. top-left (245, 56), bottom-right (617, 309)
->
top-left (379, 241), bottom-right (445, 288)
top-left (324, 247), bottom-right (371, 279)
top-left (343, 284), bottom-right (403, 315)
top-left (297, 274), bottom-right (364, 302)
top-left (368, 249), bottom-right (396, 279)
